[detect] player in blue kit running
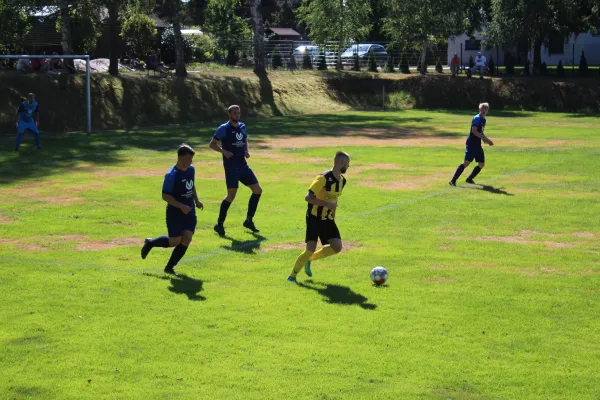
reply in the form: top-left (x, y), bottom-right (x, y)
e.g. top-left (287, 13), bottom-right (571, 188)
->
top-left (449, 102), bottom-right (495, 186)
top-left (209, 105), bottom-right (263, 236)
top-left (14, 93), bottom-right (41, 151)
top-left (141, 144), bottom-right (204, 275)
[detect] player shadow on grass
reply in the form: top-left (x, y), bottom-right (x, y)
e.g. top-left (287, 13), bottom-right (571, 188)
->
top-left (220, 232), bottom-right (267, 255)
top-left (297, 280), bottom-right (377, 310)
top-left (460, 184), bottom-right (514, 196)
top-left (144, 273), bottom-right (206, 301)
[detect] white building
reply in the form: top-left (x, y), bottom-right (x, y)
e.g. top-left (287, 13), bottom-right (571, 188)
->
top-left (448, 30), bottom-right (600, 66)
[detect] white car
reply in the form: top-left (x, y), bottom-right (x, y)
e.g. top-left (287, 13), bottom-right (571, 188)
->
top-left (292, 45), bottom-right (335, 66)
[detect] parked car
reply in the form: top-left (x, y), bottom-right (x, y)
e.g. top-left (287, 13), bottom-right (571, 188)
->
top-left (340, 44), bottom-right (388, 68)
top-left (292, 45), bottom-right (336, 66)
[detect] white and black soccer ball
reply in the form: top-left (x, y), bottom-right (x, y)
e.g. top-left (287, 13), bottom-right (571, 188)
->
top-left (370, 266), bottom-right (388, 285)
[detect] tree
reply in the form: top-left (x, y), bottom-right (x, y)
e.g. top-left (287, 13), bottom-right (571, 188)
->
top-left (352, 51), bottom-right (360, 71)
top-left (298, 0), bottom-right (371, 70)
top-left (487, 56), bottom-right (495, 75)
top-left (382, 0), bottom-right (468, 74)
top-left (435, 57), bottom-right (443, 73)
top-left (557, 59), bottom-right (565, 76)
top-left (399, 52), bottom-right (409, 73)
top-left (368, 50), bottom-right (378, 72)
top-left (272, 45), bottom-right (282, 69)
top-left (302, 53), bottom-right (313, 69)
top-left (204, 0), bottom-right (251, 67)
top-left (122, 13), bottom-right (156, 58)
top-left (485, 0), bottom-right (595, 76)
top-left (58, 0), bottom-right (75, 71)
top-left (317, 49), bottom-right (327, 70)
top-left (504, 52), bottom-right (515, 74)
top-left (579, 50), bottom-right (588, 77)
top-left (250, 0), bottom-right (266, 74)
top-left (160, 27), bottom-right (193, 63)
top-left (156, 0), bottom-right (188, 76)
top-left (0, 1), bottom-right (31, 54)
top-left (385, 56), bottom-right (394, 73)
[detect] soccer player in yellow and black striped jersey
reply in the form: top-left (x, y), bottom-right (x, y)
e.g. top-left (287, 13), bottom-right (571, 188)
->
top-left (287, 151), bottom-right (350, 283)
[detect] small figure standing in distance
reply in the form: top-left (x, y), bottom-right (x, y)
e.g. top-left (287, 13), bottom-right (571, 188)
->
top-left (141, 144), bottom-right (203, 276)
top-left (450, 102), bottom-right (494, 186)
top-left (209, 105), bottom-right (263, 237)
top-left (287, 151), bottom-right (350, 283)
top-left (14, 93), bottom-right (41, 151)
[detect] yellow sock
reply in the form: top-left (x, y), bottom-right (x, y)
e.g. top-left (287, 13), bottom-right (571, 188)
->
top-left (309, 246), bottom-right (337, 261)
top-left (290, 250), bottom-right (314, 277)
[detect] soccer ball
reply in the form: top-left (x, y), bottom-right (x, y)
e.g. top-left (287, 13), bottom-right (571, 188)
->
top-left (370, 266), bottom-right (388, 285)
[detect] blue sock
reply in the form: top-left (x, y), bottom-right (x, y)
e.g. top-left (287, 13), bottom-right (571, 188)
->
top-left (247, 194), bottom-right (261, 221)
top-left (15, 132), bottom-right (24, 150)
top-left (218, 199), bottom-right (231, 225)
top-left (150, 236), bottom-right (170, 248)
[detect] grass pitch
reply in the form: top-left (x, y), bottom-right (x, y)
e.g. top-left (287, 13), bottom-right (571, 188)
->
top-left (1, 110), bottom-right (599, 399)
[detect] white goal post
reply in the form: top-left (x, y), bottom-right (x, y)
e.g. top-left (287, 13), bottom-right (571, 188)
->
top-left (0, 54), bottom-right (92, 134)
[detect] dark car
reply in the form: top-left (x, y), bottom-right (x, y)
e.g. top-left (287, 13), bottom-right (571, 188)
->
top-left (292, 45), bottom-right (336, 66)
top-left (340, 44), bottom-right (388, 68)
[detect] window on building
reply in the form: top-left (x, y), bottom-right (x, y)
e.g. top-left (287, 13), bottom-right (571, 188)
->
top-left (465, 39), bottom-right (481, 51)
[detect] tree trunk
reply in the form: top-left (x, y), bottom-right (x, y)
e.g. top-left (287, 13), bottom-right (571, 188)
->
top-left (59, 0), bottom-right (75, 72)
top-left (533, 37), bottom-right (543, 76)
top-left (250, 0), bottom-right (266, 75)
top-left (172, 7), bottom-right (187, 77)
top-left (420, 44), bottom-right (427, 74)
top-left (107, 1), bottom-right (120, 76)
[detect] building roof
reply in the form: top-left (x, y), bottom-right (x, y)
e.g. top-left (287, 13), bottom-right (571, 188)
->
top-left (266, 27), bottom-right (302, 37)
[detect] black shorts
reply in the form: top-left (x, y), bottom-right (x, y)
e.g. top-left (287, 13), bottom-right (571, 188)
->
top-left (224, 164), bottom-right (259, 189)
top-left (166, 206), bottom-right (197, 237)
top-left (464, 146), bottom-right (485, 163)
top-left (305, 216), bottom-right (341, 245)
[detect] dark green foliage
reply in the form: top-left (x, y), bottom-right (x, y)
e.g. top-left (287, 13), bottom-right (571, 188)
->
top-left (368, 51), bottom-right (378, 72)
top-left (469, 55), bottom-right (475, 68)
top-left (505, 52), bottom-right (515, 74)
top-left (579, 51), bottom-right (588, 77)
top-left (399, 52), bottom-right (410, 73)
top-left (302, 53), bottom-right (313, 70)
top-left (225, 50), bottom-right (239, 66)
top-left (557, 60), bottom-right (565, 77)
top-left (352, 52), bottom-right (360, 71)
top-left (160, 28), bottom-right (194, 64)
top-left (488, 57), bottom-right (496, 75)
top-left (317, 50), bottom-right (327, 70)
top-left (435, 57), bottom-right (443, 73)
top-left (272, 46), bottom-right (283, 69)
top-left (385, 57), bottom-right (394, 73)
top-left (524, 59), bottom-right (531, 76)
top-left (540, 62), bottom-right (548, 76)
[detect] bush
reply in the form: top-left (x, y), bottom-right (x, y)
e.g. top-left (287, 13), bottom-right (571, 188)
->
top-left (160, 28), bottom-right (194, 64)
top-left (352, 52), bottom-right (360, 71)
top-left (557, 60), bottom-right (565, 77)
top-left (386, 91), bottom-right (415, 110)
top-left (579, 51), bottom-right (588, 77)
top-left (225, 50), bottom-right (239, 66)
top-left (302, 53), bottom-right (313, 70)
top-left (399, 52), bottom-right (409, 73)
top-left (385, 57), bottom-right (394, 73)
top-left (524, 59), bottom-right (531, 76)
top-left (505, 52), bottom-right (515, 74)
top-left (317, 50), bottom-right (327, 70)
top-left (488, 57), bottom-right (496, 75)
top-left (272, 46), bottom-right (283, 69)
top-left (468, 55), bottom-right (475, 68)
top-left (122, 14), bottom-right (156, 58)
top-left (435, 57), bottom-right (443, 73)
top-left (540, 61), bottom-right (548, 76)
top-left (368, 51), bottom-right (378, 72)
top-left (57, 9), bottom-right (101, 55)
top-left (191, 33), bottom-right (218, 63)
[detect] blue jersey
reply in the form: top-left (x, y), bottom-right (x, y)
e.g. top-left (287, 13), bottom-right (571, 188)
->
top-left (18, 101), bottom-right (39, 123)
top-left (162, 165), bottom-right (195, 210)
top-left (466, 114), bottom-right (486, 147)
top-left (214, 121), bottom-right (247, 166)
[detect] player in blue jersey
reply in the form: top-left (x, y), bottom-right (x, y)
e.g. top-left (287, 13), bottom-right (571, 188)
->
top-left (141, 144), bottom-right (204, 275)
top-left (14, 93), bottom-right (41, 151)
top-left (449, 103), bottom-right (495, 186)
top-left (209, 105), bottom-right (263, 236)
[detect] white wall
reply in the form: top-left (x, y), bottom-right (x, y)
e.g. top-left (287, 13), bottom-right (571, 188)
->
top-left (448, 32), bottom-right (505, 66)
top-left (541, 33), bottom-right (600, 66)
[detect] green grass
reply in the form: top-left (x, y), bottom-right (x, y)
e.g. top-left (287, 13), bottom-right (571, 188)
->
top-left (1, 110), bottom-right (600, 399)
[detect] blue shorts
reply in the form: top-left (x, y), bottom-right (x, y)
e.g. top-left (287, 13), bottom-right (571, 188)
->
top-left (166, 206), bottom-right (197, 237)
top-left (224, 164), bottom-right (259, 189)
top-left (465, 146), bottom-right (485, 163)
top-left (18, 121), bottom-right (38, 134)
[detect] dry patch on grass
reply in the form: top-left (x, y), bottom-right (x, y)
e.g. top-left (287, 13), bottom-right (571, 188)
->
top-left (352, 164), bottom-right (403, 174)
top-left (76, 237), bottom-right (142, 251)
top-left (92, 168), bottom-right (165, 179)
top-left (35, 196), bottom-right (83, 205)
top-left (356, 172), bottom-right (449, 191)
top-left (515, 266), bottom-right (600, 277)
top-left (0, 215), bottom-right (18, 223)
top-left (469, 262), bottom-right (497, 269)
top-left (448, 230), bottom-right (590, 249)
top-left (262, 241), bottom-right (361, 252)
top-left (0, 238), bottom-right (46, 251)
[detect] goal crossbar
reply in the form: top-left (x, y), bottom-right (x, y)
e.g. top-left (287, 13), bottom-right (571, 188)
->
top-left (0, 54), bottom-right (92, 134)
